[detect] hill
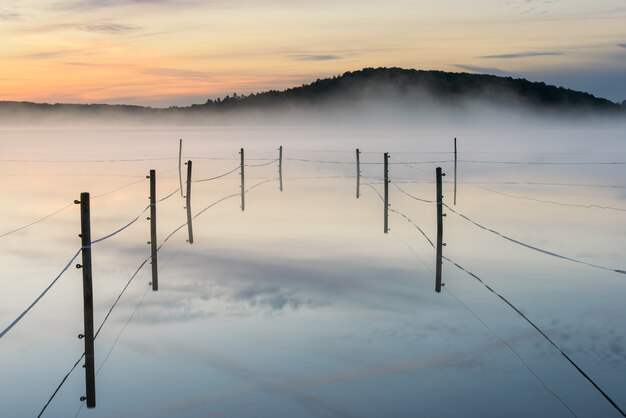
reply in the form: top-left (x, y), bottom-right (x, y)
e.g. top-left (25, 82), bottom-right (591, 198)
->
top-left (1, 68), bottom-right (624, 124)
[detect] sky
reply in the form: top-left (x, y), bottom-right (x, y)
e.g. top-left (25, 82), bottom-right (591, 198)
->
top-left (0, 0), bottom-right (625, 107)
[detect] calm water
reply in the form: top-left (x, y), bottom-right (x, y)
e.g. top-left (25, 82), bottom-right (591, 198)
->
top-left (0, 124), bottom-right (625, 418)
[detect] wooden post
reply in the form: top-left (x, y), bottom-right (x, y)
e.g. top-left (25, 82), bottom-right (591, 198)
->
top-left (178, 139), bottom-right (183, 197)
top-left (384, 152), bottom-right (389, 234)
top-left (279, 146), bottom-right (283, 192)
top-left (185, 160), bottom-right (194, 244)
top-left (240, 148), bottom-right (245, 211)
top-left (149, 170), bottom-right (158, 291)
top-left (436, 167), bottom-right (444, 293)
top-left (356, 149), bottom-right (361, 199)
top-left (454, 137), bottom-right (457, 206)
top-left (78, 192), bottom-right (96, 408)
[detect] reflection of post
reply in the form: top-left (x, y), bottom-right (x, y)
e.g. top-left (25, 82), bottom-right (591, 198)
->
top-left (279, 146), bottom-right (283, 192)
top-left (78, 192), bottom-right (96, 408)
top-left (435, 167), bottom-right (444, 293)
top-left (384, 152), bottom-right (389, 233)
top-left (178, 139), bottom-right (183, 197)
top-left (185, 160), bottom-right (194, 244)
top-left (149, 170), bottom-right (158, 291)
top-left (240, 148), bottom-right (245, 211)
top-left (454, 137), bottom-right (457, 206)
top-left (356, 148), bottom-right (360, 199)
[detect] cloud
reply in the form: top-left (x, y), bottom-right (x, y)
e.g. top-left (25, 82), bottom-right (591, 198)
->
top-left (0, 12), bottom-right (21, 20)
top-left (79, 23), bottom-right (141, 33)
top-left (479, 51), bottom-right (563, 59)
top-left (453, 64), bottom-right (510, 77)
top-left (290, 54), bottom-right (342, 61)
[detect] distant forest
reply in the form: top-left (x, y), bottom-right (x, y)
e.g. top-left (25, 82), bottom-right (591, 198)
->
top-left (1, 68), bottom-right (624, 118)
top-left (193, 68), bottom-right (624, 112)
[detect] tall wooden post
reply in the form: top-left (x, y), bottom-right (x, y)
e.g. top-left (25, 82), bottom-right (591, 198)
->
top-left (240, 148), bottom-right (245, 211)
top-left (185, 160), bottom-right (194, 244)
top-left (435, 167), bottom-right (444, 293)
top-left (356, 149), bottom-right (361, 199)
top-left (384, 152), bottom-right (389, 234)
top-left (149, 170), bottom-right (158, 291)
top-left (78, 193), bottom-right (96, 408)
top-left (279, 146), bottom-right (283, 192)
top-left (454, 137), bottom-right (457, 206)
top-left (178, 139), bottom-right (183, 197)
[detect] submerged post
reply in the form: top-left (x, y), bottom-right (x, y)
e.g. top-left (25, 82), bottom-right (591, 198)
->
top-left (384, 152), bottom-right (389, 234)
top-left (279, 146), bottom-right (283, 192)
top-left (436, 167), bottom-right (444, 293)
top-left (78, 192), bottom-right (96, 408)
top-left (149, 170), bottom-right (158, 291)
top-left (454, 137), bottom-right (457, 206)
top-left (178, 139), bottom-right (183, 197)
top-left (240, 148), bottom-right (245, 211)
top-left (356, 149), bottom-right (361, 199)
top-left (185, 160), bottom-right (194, 244)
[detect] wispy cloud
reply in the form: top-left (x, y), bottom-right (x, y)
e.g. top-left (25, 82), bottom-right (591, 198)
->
top-left (453, 64), bottom-right (509, 77)
top-left (0, 11), bottom-right (21, 21)
top-left (79, 23), bottom-right (141, 33)
top-left (290, 54), bottom-right (342, 61)
top-left (479, 51), bottom-right (563, 59)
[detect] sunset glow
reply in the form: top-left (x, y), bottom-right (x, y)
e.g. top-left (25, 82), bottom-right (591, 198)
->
top-left (1, 0), bottom-right (625, 106)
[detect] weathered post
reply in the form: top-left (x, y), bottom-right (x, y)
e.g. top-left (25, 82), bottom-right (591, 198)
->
top-left (454, 137), bottom-right (457, 206)
top-left (356, 149), bottom-right (361, 199)
top-left (384, 152), bottom-right (389, 234)
top-left (240, 148), bottom-right (245, 211)
top-left (149, 170), bottom-right (158, 291)
top-left (436, 167), bottom-right (444, 293)
top-left (77, 193), bottom-right (96, 408)
top-left (185, 160), bottom-right (194, 244)
top-left (279, 146), bottom-right (283, 192)
top-left (178, 139), bottom-right (183, 197)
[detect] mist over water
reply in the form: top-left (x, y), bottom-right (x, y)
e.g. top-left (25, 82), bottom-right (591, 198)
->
top-left (0, 107), bottom-right (625, 417)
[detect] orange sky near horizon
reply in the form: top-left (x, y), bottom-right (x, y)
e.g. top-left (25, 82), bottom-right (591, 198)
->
top-left (1, 0), bottom-right (625, 106)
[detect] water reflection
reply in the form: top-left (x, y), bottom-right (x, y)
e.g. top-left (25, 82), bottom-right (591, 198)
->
top-left (0, 126), bottom-right (625, 418)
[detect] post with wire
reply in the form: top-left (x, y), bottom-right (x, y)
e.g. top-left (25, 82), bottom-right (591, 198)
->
top-left (356, 148), bottom-right (361, 199)
top-left (279, 146), bottom-right (283, 192)
top-left (435, 167), bottom-right (445, 293)
top-left (185, 160), bottom-right (194, 244)
top-left (148, 170), bottom-right (159, 291)
top-left (384, 152), bottom-right (389, 233)
top-left (76, 192), bottom-right (96, 408)
top-left (240, 148), bottom-right (245, 211)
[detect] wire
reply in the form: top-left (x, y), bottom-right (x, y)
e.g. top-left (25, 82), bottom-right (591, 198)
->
top-left (443, 204), bottom-right (626, 275)
top-left (0, 249), bottom-right (81, 339)
top-left (245, 158), bottom-right (278, 167)
top-left (194, 166), bottom-right (240, 183)
top-left (91, 206), bottom-right (150, 245)
top-left (157, 187), bottom-right (181, 203)
top-left (391, 182), bottom-right (436, 203)
top-left (0, 157), bottom-right (178, 163)
top-left (389, 209), bottom-right (435, 249)
top-left (443, 256), bottom-right (626, 417)
top-left (0, 203), bottom-right (74, 239)
top-left (443, 286), bottom-right (578, 418)
top-left (0, 178), bottom-right (148, 240)
top-left (462, 181), bottom-right (626, 212)
top-left (459, 160), bottom-right (626, 165)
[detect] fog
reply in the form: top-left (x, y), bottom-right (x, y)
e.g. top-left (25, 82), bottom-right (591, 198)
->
top-left (0, 100), bottom-right (625, 418)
